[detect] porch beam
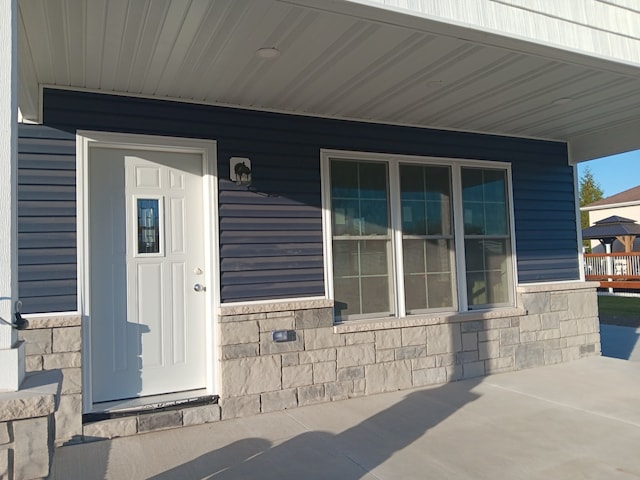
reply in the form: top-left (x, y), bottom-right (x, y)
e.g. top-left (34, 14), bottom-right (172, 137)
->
top-left (0, 0), bottom-right (25, 391)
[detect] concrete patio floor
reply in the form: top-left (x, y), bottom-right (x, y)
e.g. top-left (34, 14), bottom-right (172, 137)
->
top-left (51, 355), bottom-right (640, 480)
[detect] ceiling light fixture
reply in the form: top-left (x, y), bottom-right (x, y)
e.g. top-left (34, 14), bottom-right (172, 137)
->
top-left (256, 47), bottom-right (280, 59)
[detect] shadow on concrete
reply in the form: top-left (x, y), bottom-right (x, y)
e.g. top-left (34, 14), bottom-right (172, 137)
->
top-left (146, 380), bottom-right (481, 480)
top-left (600, 323), bottom-right (640, 361)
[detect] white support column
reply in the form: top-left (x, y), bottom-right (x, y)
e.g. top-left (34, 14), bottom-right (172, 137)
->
top-left (0, 0), bottom-right (25, 391)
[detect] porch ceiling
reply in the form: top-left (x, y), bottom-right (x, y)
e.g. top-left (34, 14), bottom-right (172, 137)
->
top-left (17, 0), bottom-right (640, 161)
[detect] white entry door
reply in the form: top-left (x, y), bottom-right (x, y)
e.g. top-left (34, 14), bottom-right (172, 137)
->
top-left (89, 146), bottom-right (207, 404)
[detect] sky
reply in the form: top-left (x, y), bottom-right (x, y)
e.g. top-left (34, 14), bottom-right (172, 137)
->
top-left (576, 149), bottom-right (640, 198)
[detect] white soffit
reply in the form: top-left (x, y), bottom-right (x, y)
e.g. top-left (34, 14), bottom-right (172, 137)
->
top-left (16, 0), bottom-right (640, 160)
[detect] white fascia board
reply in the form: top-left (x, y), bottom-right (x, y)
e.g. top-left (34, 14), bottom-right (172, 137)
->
top-left (581, 200), bottom-right (640, 212)
top-left (568, 118), bottom-right (640, 163)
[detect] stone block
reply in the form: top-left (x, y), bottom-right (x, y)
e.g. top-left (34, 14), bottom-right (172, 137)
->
top-left (544, 349), bottom-right (563, 365)
top-left (511, 318), bottom-right (521, 327)
top-left (500, 327), bottom-right (520, 346)
top-left (478, 329), bottom-right (499, 342)
top-left (445, 365), bottom-right (463, 382)
top-left (182, 405), bottom-right (221, 426)
top-left (520, 292), bottom-right (550, 314)
top-left (137, 411), bottom-right (182, 433)
top-left (535, 329), bottom-right (561, 341)
top-left (401, 326), bottom-right (427, 346)
top-left (325, 381), bottom-right (353, 401)
top-left (376, 349), bottom-right (395, 363)
top-left (221, 356), bottom-right (282, 397)
top-left (83, 417), bottom-right (137, 439)
top-left (260, 331), bottom-right (304, 355)
top-left (562, 346), bottom-right (582, 362)
top-left (344, 331), bottom-right (375, 345)
top-left (394, 345), bottom-right (426, 360)
top-left (18, 329), bottom-right (52, 356)
top-left (304, 327), bottom-right (344, 349)
top-left (0, 423), bottom-right (9, 445)
top-left (299, 348), bottom-right (336, 364)
top-left (55, 394), bottom-right (83, 441)
top-left (520, 331), bottom-right (537, 343)
top-left (462, 361), bottom-right (485, 379)
top-left (220, 395), bottom-right (260, 420)
top-left (515, 343), bottom-right (545, 369)
top-left (60, 368), bottom-right (82, 394)
top-left (540, 313), bottom-right (560, 330)
top-left (353, 379), bottom-right (366, 395)
top-left (220, 313), bottom-right (266, 323)
top-left (313, 361), bottom-right (337, 384)
top-left (13, 416), bottom-right (51, 480)
top-left (220, 321), bottom-right (259, 345)
top-left (365, 360), bottom-right (411, 395)
top-left (462, 332), bottom-right (477, 352)
top-left (484, 318), bottom-right (512, 329)
top-left (411, 356), bottom-right (436, 370)
top-left (25, 355), bottom-right (43, 372)
top-left (550, 293), bottom-right (568, 312)
top-left (281, 352), bottom-right (299, 367)
top-left (337, 366), bottom-right (364, 381)
top-left (519, 315), bottom-right (541, 332)
top-left (298, 385), bottom-right (326, 406)
top-left (460, 321), bottom-right (483, 333)
top-left (456, 350), bottom-right (479, 364)
top-left (577, 316), bottom-right (599, 335)
top-left (485, 356), bottom-right (514, 373)
top-left (560, 319), bottom-right (578, 337)
top-left (478, 340), bottom-right (500, 360)
top-left (53, 326), bottom-right (81, 353)
top-left (337, 344), bottom-right (375, 369)
top-left (567, 291), bottom-right (597, 319)
top-left (282, 364), bottom-right (313, 389)
top-left (501, 345), bottom-right (516, 358)
top-left (266, 310), bottom-right (294, 319)
top-left (294, 308), bottom-right (333, 329)
top-left (436, 353), bottom-right (457, 367)
top-left (261, 389), bottom-right (297, 413)
top-left (412, 367), bottom-right (447, 387)
top-left (259, 316), bottom-right (295, 332)
top-left (580, 344), bottom-right (597, 356)
top-left (221, 343), bottom-right (259, 360)
top-left (427, 324), bottom-right (461, 355)
top-left (374, 330), bottom-right (401, 350)
top-left (42, 352), bottom-right (81, 370)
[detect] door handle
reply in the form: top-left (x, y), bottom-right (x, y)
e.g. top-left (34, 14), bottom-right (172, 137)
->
top-left (193, 283), bottom-right (206, 292)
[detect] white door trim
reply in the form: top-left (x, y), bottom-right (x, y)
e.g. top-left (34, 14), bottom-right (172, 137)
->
top-left (77, 131), bottom-right (219, 413)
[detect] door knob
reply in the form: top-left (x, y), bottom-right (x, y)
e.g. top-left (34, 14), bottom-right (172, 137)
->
top-left (193, 283), bottom-right (205, 292)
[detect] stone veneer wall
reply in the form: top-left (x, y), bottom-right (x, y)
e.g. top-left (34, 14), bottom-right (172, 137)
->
top-left (218, 282), bottom-right (600, 418)
top-left (17, 314), bottom-right (83, 443)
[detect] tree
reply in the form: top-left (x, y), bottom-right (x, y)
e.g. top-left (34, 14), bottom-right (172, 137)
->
top-left (579, 167), bottom-right (604, 248)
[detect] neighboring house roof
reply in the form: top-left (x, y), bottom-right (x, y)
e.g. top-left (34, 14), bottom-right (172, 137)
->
top-left (582, 215), bottom-right (640, 240)
top-left (582, 185), bottom-right (640, 210)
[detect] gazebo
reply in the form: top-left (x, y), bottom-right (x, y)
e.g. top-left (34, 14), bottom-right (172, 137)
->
top-left (582, 216), bottom-right (640, 253)
top-left (582, 216), bottom-right (640, 289)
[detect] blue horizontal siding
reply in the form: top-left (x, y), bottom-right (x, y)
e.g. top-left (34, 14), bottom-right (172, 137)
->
top-left (37, 88), bottom-right (579, 306)
top-left (18, 124), bottom-right (77, 314)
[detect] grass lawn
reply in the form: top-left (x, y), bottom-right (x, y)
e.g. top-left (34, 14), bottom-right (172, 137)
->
top-left (598, 295), bottom-right (640, 326)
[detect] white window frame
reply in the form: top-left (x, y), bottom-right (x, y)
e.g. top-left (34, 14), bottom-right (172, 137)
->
top-left (321, 149), bottom-right (518, 321)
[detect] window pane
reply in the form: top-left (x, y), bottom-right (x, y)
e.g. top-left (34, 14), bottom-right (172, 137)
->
top-left (403, 239), bottom-right (454, 312)
top-left (465, 239), bottom-right (509, 307)
top-left (137, 198), bottom-right (160, 254)
top-left (400, 165), bottom-right (452, 237)
top-left (331, 158), bottom-right (391, 320)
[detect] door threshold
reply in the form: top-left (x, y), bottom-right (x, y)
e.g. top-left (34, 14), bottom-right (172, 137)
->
top-left (84, 389), bottom-right (218, 423)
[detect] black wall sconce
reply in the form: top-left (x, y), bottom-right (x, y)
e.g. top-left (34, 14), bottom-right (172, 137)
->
top-left (230, 157), bottom-right (252, 187)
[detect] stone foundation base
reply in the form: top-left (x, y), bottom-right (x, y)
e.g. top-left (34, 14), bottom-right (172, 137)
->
top-left (217, 282), bottom-right (600, 417)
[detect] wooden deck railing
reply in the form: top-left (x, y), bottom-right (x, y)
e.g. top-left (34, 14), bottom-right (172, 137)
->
top-left (584, 252), bottom-right (640, 289)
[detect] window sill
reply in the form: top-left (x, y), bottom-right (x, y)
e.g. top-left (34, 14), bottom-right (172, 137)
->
top-left (333, 307), bottom-right (527, 333)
